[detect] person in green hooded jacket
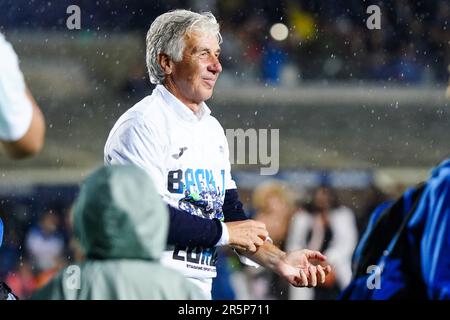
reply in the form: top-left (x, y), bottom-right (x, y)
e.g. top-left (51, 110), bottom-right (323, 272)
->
top-left (31, 165), bottom-right (206, 300)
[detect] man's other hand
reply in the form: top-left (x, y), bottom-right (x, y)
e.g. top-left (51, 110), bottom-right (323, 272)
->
top-left (226, 220), bottom-right (268, 253)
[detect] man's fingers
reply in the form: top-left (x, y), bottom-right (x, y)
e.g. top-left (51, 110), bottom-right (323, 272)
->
top-left (227, 219), bottom-right (269, 250)
top-left (317, 265), bottom-right (326, 284)
top-left (309, 265), bottom-right (317, 287)
top-left (252, 221), bottom-right (268, 238)
top-left (247, 241), bottom-right (257, 253)
top-left (299, 269), bottom-right (308, 287)
top-left (254, 238), bottom-right (264, 247)
top-left (258, 229), bottom-right (269, 239)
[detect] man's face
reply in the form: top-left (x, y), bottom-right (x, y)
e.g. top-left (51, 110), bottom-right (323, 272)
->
top-left (168, 32), bottom-right (222, 106)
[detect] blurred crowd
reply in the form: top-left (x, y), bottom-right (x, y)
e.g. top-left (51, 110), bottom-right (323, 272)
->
top-left (2, 0), bottom-right (450, 85)
top-left (0, 188), bottom-right (80, 299)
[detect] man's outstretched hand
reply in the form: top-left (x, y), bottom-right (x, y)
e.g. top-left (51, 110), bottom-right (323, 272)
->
top-left (275, 249), bottom-right (332, 287)
top-left (225, 221), bottom-right (332, 287)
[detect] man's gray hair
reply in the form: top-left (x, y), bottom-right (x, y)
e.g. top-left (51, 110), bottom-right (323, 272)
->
top-left (146, 9), bottom-right (222, 84)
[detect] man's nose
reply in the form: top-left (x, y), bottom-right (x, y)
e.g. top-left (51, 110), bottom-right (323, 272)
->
top-left (208, 56), bottom-right (222, 74)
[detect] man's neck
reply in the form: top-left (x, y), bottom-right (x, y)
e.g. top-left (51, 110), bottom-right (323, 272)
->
top-left (162, 82), bottom-right (201, 114)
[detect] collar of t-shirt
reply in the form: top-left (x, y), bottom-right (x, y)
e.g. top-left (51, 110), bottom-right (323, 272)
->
top-left (156, 84), bottom-right (212, 122)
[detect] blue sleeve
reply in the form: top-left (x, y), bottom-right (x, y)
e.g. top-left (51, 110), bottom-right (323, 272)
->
top-left (0, 217), bottom-right (3, 247)
top-left (167, 205), bottom-right (223, 247)
top-left (222, 189), bottom-right (248, 222)
top-left (420, 177), bottom-right (450, 299)
top-left (166, 189), bottom-right (247, 247)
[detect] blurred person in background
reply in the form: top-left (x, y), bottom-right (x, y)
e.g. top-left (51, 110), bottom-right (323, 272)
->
top-left (25, 209), bottom-right (65, 275)
top-left (32, 165), bottom-right (206, 300)
top-left (286, 186), bottom-right (358, 300)
top-left (342, 158), bottom-right (450, 299)
top-left (261, 40), bottom-right (289, 86)
top-left (243, 180), bottom-right (296, 299)
top-left (252, 180), bottom-right (296, 251)
top-left (0, 33), bottom-right (45, 159)
top-left (104, 9), bottom-right (331, 299)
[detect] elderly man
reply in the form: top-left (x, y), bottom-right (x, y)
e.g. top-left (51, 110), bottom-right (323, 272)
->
top-left (105, 9), bottom-right (330, 298)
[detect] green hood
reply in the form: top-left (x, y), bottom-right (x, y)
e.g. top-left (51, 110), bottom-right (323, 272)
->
top-left (73, 165), bottom-right (168, 260)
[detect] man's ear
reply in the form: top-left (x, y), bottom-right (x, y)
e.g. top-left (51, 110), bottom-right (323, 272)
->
top-left (158, 53), bottom-right (173, 75)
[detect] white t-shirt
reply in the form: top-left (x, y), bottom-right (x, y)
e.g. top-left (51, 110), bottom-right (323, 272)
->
top-left (104, 84), bottom-right (237, 293)
top-left (0, 33), bottom-right (33, 141)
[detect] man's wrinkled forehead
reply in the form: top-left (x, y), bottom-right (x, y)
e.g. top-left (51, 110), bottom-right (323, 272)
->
top-left (184, 32), bottom-right (221, 53)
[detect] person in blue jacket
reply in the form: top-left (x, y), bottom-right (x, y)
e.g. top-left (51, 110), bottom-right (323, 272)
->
top-left (411, 159), bottom-right (450, 299)
top-left (342, 158), bottom-right (450, 299)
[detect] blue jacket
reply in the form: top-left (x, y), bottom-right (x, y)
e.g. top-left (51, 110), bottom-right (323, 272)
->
top-left (409, 159), bottom-right (450, 299)
top-left (0, 217), bottom-right (3, 247)
top-left (343, 159), bottom-right (450, 299)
